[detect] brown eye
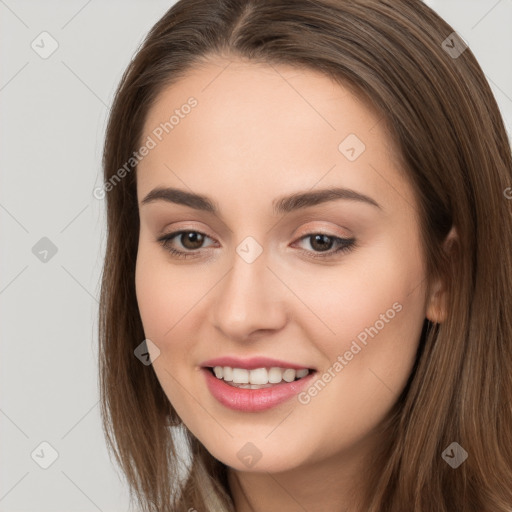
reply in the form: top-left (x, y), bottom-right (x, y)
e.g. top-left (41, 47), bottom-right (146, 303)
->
top-left (309, 234), bottom-right (335, 252)
top-left (157, 230), bottom-right (215, 259)
top-left (293, 233), bottom-right (356, 260)
top-left (179, 231), bottom-right (206, 250)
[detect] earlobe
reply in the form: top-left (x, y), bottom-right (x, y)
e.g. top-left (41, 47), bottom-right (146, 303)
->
top-left (425, 280), bottom-right (447, 324)
top-left (425, 226), bottom-right (458, 324)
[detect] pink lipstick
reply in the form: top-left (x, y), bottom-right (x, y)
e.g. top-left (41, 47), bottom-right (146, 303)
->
top-left (200, 356), bottom-right (316, 412)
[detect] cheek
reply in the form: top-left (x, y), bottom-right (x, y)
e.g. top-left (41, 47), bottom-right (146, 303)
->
top-left (134, 245), bottom-right (201, 419)
top-left (134, 241), bottom-right (212, 381)
top-left (295, 235), bottom-right (427, 425)
top-left (135, 241), bottom-right (197, 339)
top-left (290, 236), bottom-right (426, 356)
top-left (295, 247), bottom-right (426, 435)
top-left (135, 249), bottom-right (170, 339)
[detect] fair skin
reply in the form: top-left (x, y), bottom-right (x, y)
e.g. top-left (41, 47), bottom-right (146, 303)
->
top-left (135, 56), bottom-right (445, 511)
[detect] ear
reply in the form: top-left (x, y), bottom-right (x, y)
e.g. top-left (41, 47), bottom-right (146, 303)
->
top-left (425, 226), bottom-right (458, 324)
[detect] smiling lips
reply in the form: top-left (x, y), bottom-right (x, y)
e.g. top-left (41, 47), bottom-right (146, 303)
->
top-left (200, 356), bottom-right (317, 411)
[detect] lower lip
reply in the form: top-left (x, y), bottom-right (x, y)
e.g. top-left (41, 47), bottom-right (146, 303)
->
top-left (201, 368), bottom-right (316, 412)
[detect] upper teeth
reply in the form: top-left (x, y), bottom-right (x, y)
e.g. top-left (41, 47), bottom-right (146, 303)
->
top-left (212, 366), bottom-right (309, 384)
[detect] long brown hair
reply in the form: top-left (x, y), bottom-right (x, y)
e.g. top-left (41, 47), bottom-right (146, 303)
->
top-left (98, 1), bottom-right (512, 510)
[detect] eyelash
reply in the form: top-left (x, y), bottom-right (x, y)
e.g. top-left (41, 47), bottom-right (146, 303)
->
top-left (156, 230), bottom-right (356, 260)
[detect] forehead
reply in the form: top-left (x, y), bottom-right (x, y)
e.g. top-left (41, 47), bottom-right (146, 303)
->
top-left (137, 57), bottom-right (412, 217)
top-left (142, 57), bottom-right (385, 140)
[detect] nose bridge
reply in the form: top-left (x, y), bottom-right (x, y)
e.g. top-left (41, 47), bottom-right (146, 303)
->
top-left (211, 237), bottom-right (287, 339)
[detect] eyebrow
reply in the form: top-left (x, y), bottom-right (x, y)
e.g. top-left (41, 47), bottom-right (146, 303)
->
top-left (140, 186), bottom-right (382, 214)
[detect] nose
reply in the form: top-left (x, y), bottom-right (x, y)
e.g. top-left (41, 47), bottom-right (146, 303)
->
top-left (210, 245), bottom-right (288, 341)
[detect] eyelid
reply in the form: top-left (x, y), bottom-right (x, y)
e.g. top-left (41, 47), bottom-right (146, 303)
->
top-left (290, 222), bottom-right (354, 247)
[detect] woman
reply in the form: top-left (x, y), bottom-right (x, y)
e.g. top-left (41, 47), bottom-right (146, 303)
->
top-left (98, 0), bottom-right (512, 510)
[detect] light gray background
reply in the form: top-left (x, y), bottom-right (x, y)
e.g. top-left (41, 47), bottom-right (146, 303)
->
top-left (1, 1), bottom-right (511, 511)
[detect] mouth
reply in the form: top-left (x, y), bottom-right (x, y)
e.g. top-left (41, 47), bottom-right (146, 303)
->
top-left (203, 365), bottom-right (316, 389)
top-left (199, 356), bottom-right (318, 411)
top-left (201, 364), bottom-right (318, 412)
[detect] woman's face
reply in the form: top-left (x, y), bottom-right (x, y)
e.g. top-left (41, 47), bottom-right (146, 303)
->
top-left (135, 57), bottom-right (434, 473)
